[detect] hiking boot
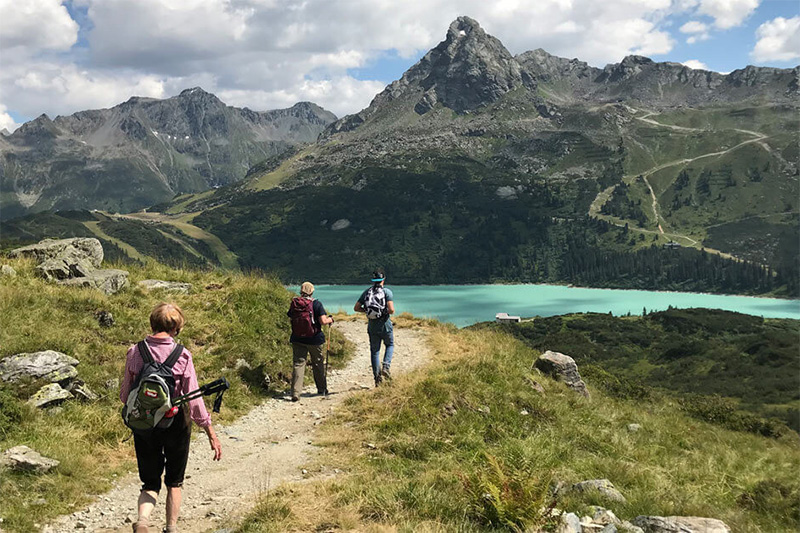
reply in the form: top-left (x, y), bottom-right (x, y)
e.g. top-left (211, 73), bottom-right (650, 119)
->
top-left (380, 367), bottom-right (392, 381)
top-left (291, 396), bottom-right (299, 402)
top-left (317, 388), bottom-right (328, 396)
top-left (132, 520), bottom-right (150, 533)
top-left (374, 374), bottom-right (382, 387)
top-left (163, 526), bottom-right (178, 533)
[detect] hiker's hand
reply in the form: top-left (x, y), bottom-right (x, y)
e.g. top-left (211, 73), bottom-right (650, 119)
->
top-left (205, 427), bottom-right (222, 460)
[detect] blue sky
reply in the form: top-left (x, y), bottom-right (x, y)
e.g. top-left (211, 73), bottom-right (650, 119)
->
top-left (1, 0), bottom-right (798, 130)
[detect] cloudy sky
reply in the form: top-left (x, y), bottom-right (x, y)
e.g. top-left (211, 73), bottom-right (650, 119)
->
top-left (0, 0), bottom-right (797, 131)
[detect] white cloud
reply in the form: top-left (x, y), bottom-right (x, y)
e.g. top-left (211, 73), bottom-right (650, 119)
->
top-left (0, 0), bottom-right (776, 125)
top-left (682, 59), bottom-right (709, 69)
top-left (698, 0), bottom-right (760, 29)
top-left (0, 0), bottom-right (78, 53)
top-left (680, 20), bottom-right (711, 43)
top-left (751, 16), bottom-right (800, 62)
top-left (0, 104), bottom-right (21, 132)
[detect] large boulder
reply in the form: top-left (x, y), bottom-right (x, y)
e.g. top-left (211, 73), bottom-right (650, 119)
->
top-left (1, 445), bottom-right (60, 474)
top-left (0, 350), bottom-right (79, 384)
top-left (27, 383), bottom-right (73, 408)
top-left (633, 516), bottom-right (731, 533)
top-left (58, 269), bottom-right (129, 295)
top-left (37, 256), bottom-right (95, 281)
top-left (9, 238), bottom-right (103, 269)
top-left (535, 350), bottom-right (589, 397)
top-left (138, 279), bottom-right (193, 294)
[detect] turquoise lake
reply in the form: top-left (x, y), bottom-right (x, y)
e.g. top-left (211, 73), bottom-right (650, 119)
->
top-left (310, 285), bottom-right (800, 327)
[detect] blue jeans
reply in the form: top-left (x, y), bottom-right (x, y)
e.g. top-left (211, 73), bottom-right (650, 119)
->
top-left (369, 329), bottom-right (394, 381)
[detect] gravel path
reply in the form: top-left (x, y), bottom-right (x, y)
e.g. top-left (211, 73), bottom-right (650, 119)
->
top-left (44, 320), bottom-right (431, 533)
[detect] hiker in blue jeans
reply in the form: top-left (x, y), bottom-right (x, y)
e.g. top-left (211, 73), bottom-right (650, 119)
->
top-left (354, 269), bottom-right (395, 386)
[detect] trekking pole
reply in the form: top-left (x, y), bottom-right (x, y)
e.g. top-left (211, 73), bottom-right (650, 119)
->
top-left (325, 323), bottom-right (331, 383)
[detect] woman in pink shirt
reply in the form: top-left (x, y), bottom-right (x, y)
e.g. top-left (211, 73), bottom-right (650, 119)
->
top-left (120, 303), bottom-right (222, 533)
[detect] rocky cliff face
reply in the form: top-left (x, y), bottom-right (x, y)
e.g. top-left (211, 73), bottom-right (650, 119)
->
top-left (0, 89), bottom-right (336, 219)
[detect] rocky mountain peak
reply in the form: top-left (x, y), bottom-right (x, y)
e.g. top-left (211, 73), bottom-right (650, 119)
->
top-left (406, 16), bottom-right (530, 114)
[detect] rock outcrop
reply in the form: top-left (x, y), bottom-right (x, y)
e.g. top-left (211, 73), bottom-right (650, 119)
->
top-left (1, 264), bottom-right (16, 277)
top-left (534, 350), bottom-right (589, 397)
top-left (633, 516), bottom-right (731, 533)
top-left (0, 350), bottom-right (79, 384)
top-left (7, 238), bottom-right (129, 294)
top-left (1, 445), bottom-right (60, 474)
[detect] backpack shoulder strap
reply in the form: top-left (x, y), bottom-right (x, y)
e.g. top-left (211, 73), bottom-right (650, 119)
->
top-left (137, 341), bottom-right (154, 364)
top-left (163, 344), bottom-right (184, 369)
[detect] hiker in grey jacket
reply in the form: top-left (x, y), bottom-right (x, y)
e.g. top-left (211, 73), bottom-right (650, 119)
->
top-left (354, 269), bottom-right (395, 386)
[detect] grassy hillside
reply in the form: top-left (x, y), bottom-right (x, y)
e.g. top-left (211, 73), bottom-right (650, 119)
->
top-left (237, 320), bottom-right (800, 532)
top-left (478, 309), bottom-right (800, 433)
top-left (0, 255), bottom-right (350, 532)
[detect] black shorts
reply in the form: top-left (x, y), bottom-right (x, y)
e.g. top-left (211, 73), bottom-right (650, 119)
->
top-left (133, 408), bottom-right (192, 493)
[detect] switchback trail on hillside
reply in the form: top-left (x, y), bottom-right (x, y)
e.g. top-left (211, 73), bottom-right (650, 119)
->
top-left (44, 320), bottom-right (431, 533)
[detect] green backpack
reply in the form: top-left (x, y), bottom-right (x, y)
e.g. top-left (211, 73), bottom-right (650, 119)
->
top-left (121, 341), bottom-right (183, 434)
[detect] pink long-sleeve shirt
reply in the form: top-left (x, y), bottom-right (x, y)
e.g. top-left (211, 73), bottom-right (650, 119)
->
top-left (120, 335), bottom-right (211, 428)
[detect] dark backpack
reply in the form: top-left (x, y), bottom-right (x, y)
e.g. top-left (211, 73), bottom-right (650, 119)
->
top-left (121, 341), bottom-right (183, 434)
top-left (363, 286), bottom-right (387, 320)
top-left (290, 297), bottom-right (319, 337)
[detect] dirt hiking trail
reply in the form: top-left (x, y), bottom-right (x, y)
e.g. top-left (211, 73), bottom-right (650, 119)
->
top-left (44, 320), bottom-right (431, 533)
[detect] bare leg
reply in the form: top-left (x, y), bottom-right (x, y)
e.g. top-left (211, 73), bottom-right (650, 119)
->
top-left (165, 486), bottom-right (182, 527)
top-left (137, 490), bottom-right (157, 526)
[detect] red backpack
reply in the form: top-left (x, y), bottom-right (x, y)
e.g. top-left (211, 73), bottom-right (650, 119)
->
top-left (290, 297), bottom-right (319, 337)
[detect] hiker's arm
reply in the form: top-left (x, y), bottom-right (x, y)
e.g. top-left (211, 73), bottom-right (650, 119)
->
top-left (321, 314), bottom-right (334, 325)
top-left (387, 300), bottom-right (395, 315)
top-left (203, 425), bottom-right (222, 461)
top-left (354, 301), bottom-right (365, 313)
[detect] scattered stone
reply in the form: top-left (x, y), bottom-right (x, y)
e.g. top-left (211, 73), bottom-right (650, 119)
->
top-left (364, 443), bottom-right (377, 450)
top-left (620, 521), bottom-right (645, 533)
top-left (0, 350), bottom-right (79, 384)
top-left (301, 469), bottom-right (308, 475)
top-left (235, 359), bottom-right (252, 372)
top-left (96, 310), bottom-right (114, 327)
top-left (572, 479), bottom-right (627, 503)
top-left (104, 378), bottom-right (119, 391)
top-left (600, 525), bottom-right (619, 533)
top-left (205, 283), bottom-right (224, 290)
top-left (442, 404), bottom-right (457, 417)
top-left (1, 445), bottom-right (60, 473)
top-left (58, 269), bottom-right (129, 295)
top-left (311, 411), bottom-right (322, 419)
top-left (627, 423), bottom-right (641, 433)
top-left (28, 383), bottom-right (73, 408)
top-left (557, 512), bottom-right (582, 533)
top-left (632, 516), bottom-right (731, 533)
top-left (138, 279), bottom-right (193, 294)
top-left (520, 409), bottom-right (530, 416)
top-left (477, 405), bottom-right (491, 414)
top-left (593, 508), bottom-right (621, 526)
top-left (65, 380), bottom-right (99, 402)
top-left (0, 264), bottom-right (16, 277)
top-left (527, 378), bottom-right (546, 394)
top-left (535, 351), bottom-right (589, 397)
top-left (330, 219), bottom-right (351, 231)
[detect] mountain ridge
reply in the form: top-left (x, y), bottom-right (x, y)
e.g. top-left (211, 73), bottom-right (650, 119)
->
top-left (0, 88), bottom-right (336, 219)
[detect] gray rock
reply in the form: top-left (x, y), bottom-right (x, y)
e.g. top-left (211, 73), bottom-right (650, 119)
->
top-left (59, 269), bottom-right (129, 295)
top-left (620, 522), bottom-right (645, 533)
top-left (600, 526), bottom-right (618, 533)
top-left (627, 423), bottom-right (641, 432)
top-left (0, 264), bottom-right (16, 277)
top-left (632, 516), bottom-right (731, 533)
top-left (593, 508), bottom-right (621, 525)
top-left (0, 350), bottom-right (79, 384)
top-left (138, 279), bottom-right (193, 294)
top-left (65, 380), bottom-right (99, 402)
top-left (1, 445), bottom-right (60, 473)
top-left (557, 512), bottom-right (583, 533)
top-left (96, 310), bottom-right (114, 327)
top-left (535, 351), bottom-right (589, 397)
top-left (9, 238), bottom-right (103, 269)
top-left (36, 256), bottom-right (94, 281)
top-left (572, 479), bottom-right (627, 503)
top-left (27, 383), bottom-right (73, 408)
